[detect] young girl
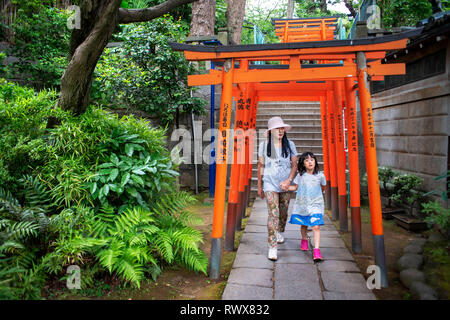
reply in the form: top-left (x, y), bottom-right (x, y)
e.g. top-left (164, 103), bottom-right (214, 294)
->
top-left (288, 152), bottom-right (326, 261)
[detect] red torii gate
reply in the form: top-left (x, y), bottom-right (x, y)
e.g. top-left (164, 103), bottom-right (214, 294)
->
top-left (169, 27), bottom-right (422, 287)
top-left (273, 16), bottom-right (338, 43)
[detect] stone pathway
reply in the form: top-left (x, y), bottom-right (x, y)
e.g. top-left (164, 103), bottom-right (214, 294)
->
top-left (222, 198), bottom-right (376, 300)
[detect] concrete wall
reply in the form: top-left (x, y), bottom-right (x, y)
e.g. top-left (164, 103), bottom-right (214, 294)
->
top-left (370, 41), bottom-right (449, 196)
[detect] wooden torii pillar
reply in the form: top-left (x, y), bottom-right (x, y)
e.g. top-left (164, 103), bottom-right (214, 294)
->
top-left (170, 27), bottom-right (422, 287)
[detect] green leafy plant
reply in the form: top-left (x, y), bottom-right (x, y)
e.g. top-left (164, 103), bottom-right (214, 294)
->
top-left (2, 6), bottom-right (70, 89)
top-left (424, 170), bottom-right (450, 202)
top-left (88, 126), bottom-right (179, 211)
top-left (89, 192), bottom-right (207, 288)
top-left (422, 170), bottom-right (450, 234)
top-left (422, 200), bottom-right (450, 233)
top-left (391, 173), bottom-right (425, 216)
top-left (0, 186), bottom-right (51, 299)
top-left (378, 166), bottom-right (400, 208)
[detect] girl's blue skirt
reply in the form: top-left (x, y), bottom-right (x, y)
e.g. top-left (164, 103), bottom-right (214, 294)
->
top-left (289, 213), bottom-right (324, 226)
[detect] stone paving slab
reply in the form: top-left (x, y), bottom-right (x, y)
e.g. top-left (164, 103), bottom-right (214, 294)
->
top-left (317, 260), bottom-right (361, 273)
top-left (277, 239), bottom-right (302, 250)
top-left (274, 282), bottom-right (323, 300)
top-left (321, 272), bottom-right (372, 293)
top-left (227, 268), bottom-right (273, 288)
top-left (232, 253), bottom-right (274, 269)
top-left (323, 292), bottom-right (376, 300)
top-left (222, 284), bottom-right (273, 300)
top-left (319, 248), bottom-right (355, 261)
top-left (276, 250), bottom-right (313, 264)
top-left (222, 198), bottom-right (377, 300)
top-left (247, 217), bottom-right (268, 226)
top-left (274, 264), bottom-right (323, 300)
top-left (245, 225), bottom-right (267, 233)
top-left (316, 237), bottom-right (347, 248)
top-left (275, 263), bottom-right (319, 283)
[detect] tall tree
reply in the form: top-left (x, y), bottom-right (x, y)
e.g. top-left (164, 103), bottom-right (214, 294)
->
top-left (57, 0), bottom-right (197, 117)
top-left (190, 0), bottom-right (216, 36)
top-left (226, 0), bottom-right (247, 45)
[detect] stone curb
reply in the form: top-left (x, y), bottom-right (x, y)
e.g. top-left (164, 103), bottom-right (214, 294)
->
top-left (397, 235), bottom-right (440, 300)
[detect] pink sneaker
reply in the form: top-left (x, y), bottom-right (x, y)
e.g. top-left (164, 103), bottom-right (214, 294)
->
top-left (300, 239), bottom-right (309, 251)
top-left (313, 248), bottom-right (323, 261)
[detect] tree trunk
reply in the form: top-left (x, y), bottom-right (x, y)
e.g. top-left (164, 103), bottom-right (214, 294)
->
top-left (58, 0), bottom-right (121, 116)
top-left (190, 0), bottom-right (215, 36)
top-left (226, 0), bottom-right (246, 45)
top-left (56, 0), bottom-right (197, 116)
top-left (287, 0), bottom-right (295, 18)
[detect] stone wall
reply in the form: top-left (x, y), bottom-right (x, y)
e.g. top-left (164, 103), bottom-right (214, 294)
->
top-left (167, 83), bottom-right (222, 192)
top-left (370, 41), bottom-right (449, 199)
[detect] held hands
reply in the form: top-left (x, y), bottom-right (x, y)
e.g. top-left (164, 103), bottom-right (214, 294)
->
top-left (280, 179), bottom-right (291, 191)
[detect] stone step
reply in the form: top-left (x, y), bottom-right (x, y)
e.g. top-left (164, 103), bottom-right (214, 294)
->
top-left (257, 108), bottom-right (321, 115)
top-left (256, 118), bottom-right (321, 125)
top-left (258, 101), bottom-right (320, 108)
top-left (256, 125), bottom-right (322, 132)
top-left (256, 113), bottom-right (321, 120)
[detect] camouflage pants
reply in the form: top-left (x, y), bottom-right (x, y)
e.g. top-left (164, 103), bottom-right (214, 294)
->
top-left (265, 191), bottom-right (290, 249)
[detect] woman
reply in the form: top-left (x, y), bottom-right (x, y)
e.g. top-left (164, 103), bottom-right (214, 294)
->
top-left (257, 116), bottom-right (298, 261)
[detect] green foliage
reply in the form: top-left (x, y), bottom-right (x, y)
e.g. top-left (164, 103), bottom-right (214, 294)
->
top-left (2, 6), bottom-right (70, 89)
top-left (378, 166), bottom-right (400, 208)
top-left (241, 1), bottom-right (282, 45)
top-left (381, 0), bottom-right (433, 28)
top-left (84, 192), bottom-right (207, 288)
top-left (390, 173), bottom-right (424, 215)
top-left (422, 200), bottom-right (450, 232)
top-left (0, 79), bottom-right (59, 186)
top-left (0, 80), bottom-right (208, 298)
top-left (0, 184), bottom-right (52, 299)
top-left (93, 15), bottom-right (205, 124)
top-left (424, 170), bottom-right (450, 202)
top-left (422, 170), bottom-right (450, 232)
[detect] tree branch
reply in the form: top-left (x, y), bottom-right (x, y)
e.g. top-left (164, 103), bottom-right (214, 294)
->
top-left (118, 0), bottom-right (198, 24)
top-left (342, 0), bottom-right (357, 18)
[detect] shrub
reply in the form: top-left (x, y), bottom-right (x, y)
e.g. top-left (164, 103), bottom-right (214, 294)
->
top-left (378, 166), bottom-right (400, 208)
top-left (0, 80), bottom-right (208, 297)
top-left (2, 6), bottom-right (70, 89)
top-left (391, 173), bottom-right (424, 216)
top-left (90, 193), bottom-right (207, 288)
top-left (422, 170), bottom-right (450, 234)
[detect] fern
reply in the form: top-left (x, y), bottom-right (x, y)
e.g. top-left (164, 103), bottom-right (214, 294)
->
top-left (115, 259), bottom-right (144, 288)
top-left (5, 221), bottom-right (39, 240)
top-left (83, 191), bottom-right (208, 288)
top-left (97, 240), bottom-right (124, 273)
top-left (17, 175), bottom-right (52, 213)
top-left (91, 204), bottom-right (116, 237)
top-left (178, 249), bottom-right (208, 275)
top-left (153, 230), bottom-right (174, 263)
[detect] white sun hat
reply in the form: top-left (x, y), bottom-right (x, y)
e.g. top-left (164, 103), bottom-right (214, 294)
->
top-left (265, 116), bottom-right (292, 133)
